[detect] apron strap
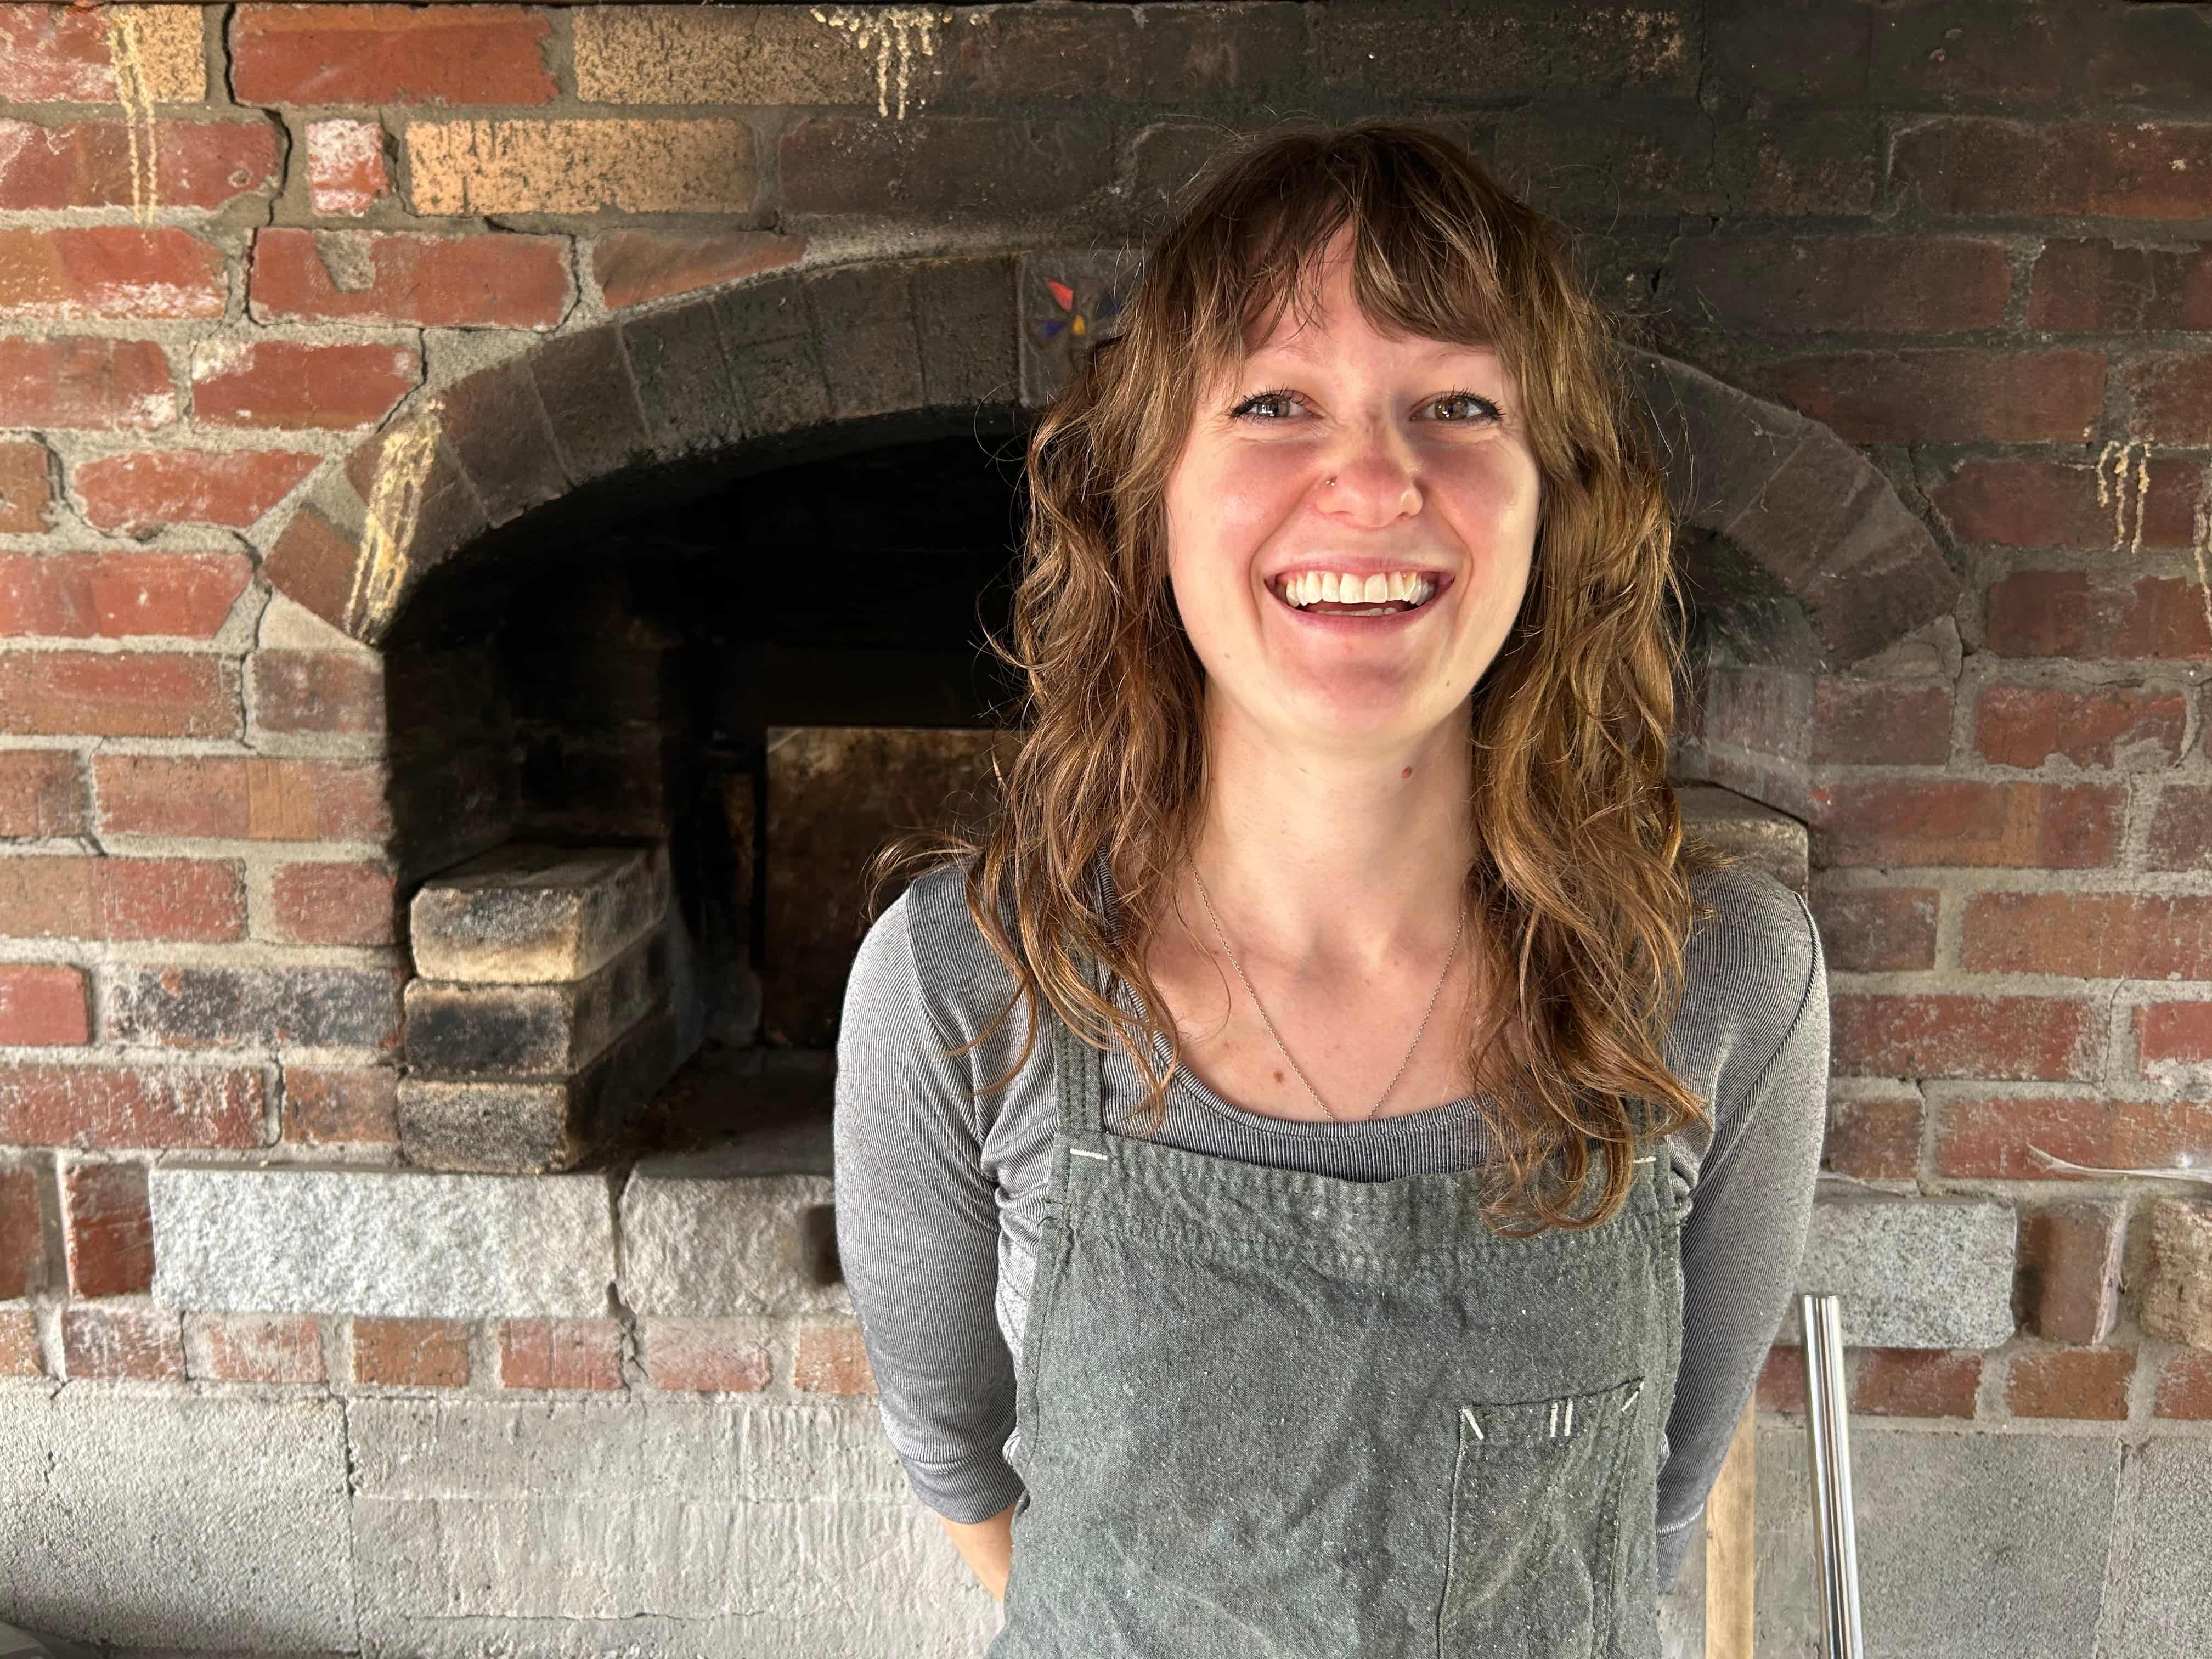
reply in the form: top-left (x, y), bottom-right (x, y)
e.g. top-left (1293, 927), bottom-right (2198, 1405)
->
top-left (1052, 944), bottom-right (1111, 1152)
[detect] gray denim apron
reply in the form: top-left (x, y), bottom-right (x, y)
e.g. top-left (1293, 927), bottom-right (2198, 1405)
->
top-left (989, 951), bottom-right (1685, 1659)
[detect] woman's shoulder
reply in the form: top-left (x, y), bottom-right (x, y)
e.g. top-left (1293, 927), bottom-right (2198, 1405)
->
top-left (867, 855), bottom-right (1020, 1032)
top-left (1668, 861), bottom-right (1828, 1134)
top-left (1681, 860), bottom-right (1822, 1006)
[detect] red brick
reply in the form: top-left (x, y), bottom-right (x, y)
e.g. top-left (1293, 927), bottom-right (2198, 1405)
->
top-left (1759, 348), bottom-right (2106, 445)
top-left (94, 756), bottom-right (388, 842)
top-left (1960, 891), bottom-right (2212, 979)
top-left (1670, 235), bottom-right (2009, 335)
top-left (2028, 239), bottom-right (2212, 333)
top-left (1822, 1091), bottom-right (1922, 1180)
top-left (0, 652), bottom-right (236, 738)
top-left (0, 227), bottom-right (226, 320)
top-left (250, 228), bottom-right (571, 329)
top-left (1987, 571), bottom-right (2212, 660)
top-left (260, 504), bottom-right (366, 640)
top-left (498, 1317), bottom-right (622, 1390)
top-left (1757, 1342), bottom-right (1806, 1413)
top-left (60, 1158), bottom-right (152, 1297)
top-left (2140, 1199), bottom-right (2212, 1350)
top-left (230, 5), bottom-right (558, 107)
top-left (0, 1063), bottom-right (267, 1150)
top-left (1808, 885), bottom-right (1938, 973)
top-left (191, 338), bottom-right (420, 431)
top-left (185, 1312), bottom-right (324, 1384)
top-left (0, 438), bottom-right (51, 531)
top-left (1832, 993), bottom-right (2100, 1081)
top-left (0, 117), bottom-right (279, 211)
top-left (304, 119), bottom-right (391, 216)
top-left (0, 751), bottom-right (84, 837)
top-left (1975, 684), bottom-right (2186, 769)
top-left (97, 858), bottom-right (249, 941)
top-left (0, 1305), bottom-right (40, 1376)
top-left (642, 1318), bottom-right (772, 1393)
top-left (0, 963), bottom-right (89, 1045)
top-left (72, 447), bottom-right (324, 534)
top-left (0, 335), bottom-right (177, 429)
top-left (281, 1065), bottom-right (398, 1144)
top-left (1810, 680), bottom-right (1951, 766)
top-left (1895, 119), bottom-right (2212, 220)
top-left (2006, 1346), bottom-right (2133, 1420)
top-left (0, 856), bottom-right (246, 943)
top-left (793, 1321), bottom-right (875, 1395)
top-left (1702, 665), bottom-right (1809, 759)
top-left (0, 552), bottom-right (251, 639)
top-left (250, 650), bottom-right (383, 738)
top-left (268, 861), bottom-right (397, 945)
top-left (105, 964), bottom-right (403, 1053)
top-left (2154, 1350), bottom-right (2212, 1420)
top-left (0, 5), bottom-right (199, 103)
top-left (2138, 1002), bottom-right (2212, 1068)
top-left (592, 229), bottom-right (807, 310)
top-left (1935, 1094), bottom-right (2211, 1181)
top-left (2146, 784), bottom-right (2212, 871)
top-left (0, 1164), bottom-right (42, 1297)
top-left (1929, 456), bottom-right (2203, 552)
top-left (353, 1314), bottom-right (470, 1387)
top-left (2129, 352), bottom-right (2212, 446)
top-left (1852, 1350), bottom-right (1979, 1418)
top-left (60, 1304), bottom-right (183, 1380)
top-left (2017, 1201), bottom-right (2125, 1344)
top-left (1807, 780), bottom-right (2121, 868)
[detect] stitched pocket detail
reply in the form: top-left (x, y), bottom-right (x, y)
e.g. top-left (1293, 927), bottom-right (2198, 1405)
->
top-left (1437, 1376), bottom-right (1646, 1659)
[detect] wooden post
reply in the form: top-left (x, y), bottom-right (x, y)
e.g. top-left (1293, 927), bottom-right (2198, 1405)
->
top-left (1703, 1389), bottom-right (1757, 1659)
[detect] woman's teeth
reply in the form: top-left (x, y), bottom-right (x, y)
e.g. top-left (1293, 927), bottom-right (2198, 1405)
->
top-left (1272, 571), bottom-right (1440, 617)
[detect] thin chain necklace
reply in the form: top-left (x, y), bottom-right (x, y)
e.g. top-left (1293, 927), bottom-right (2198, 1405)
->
top-left (1189, 857), bottom-right (1467, 1123)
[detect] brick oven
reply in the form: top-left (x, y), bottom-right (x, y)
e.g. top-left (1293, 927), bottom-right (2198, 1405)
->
top-left (3, 4), bottom-right (2210, 1655)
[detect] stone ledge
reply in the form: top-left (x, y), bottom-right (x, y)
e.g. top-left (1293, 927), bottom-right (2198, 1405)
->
top-left (620, 1164), bottom-right (847, 1319)
top-left (148, 1166), bottom-right (616, 1318)
top-left (1772, 1190), bottom-right (2017, 1350)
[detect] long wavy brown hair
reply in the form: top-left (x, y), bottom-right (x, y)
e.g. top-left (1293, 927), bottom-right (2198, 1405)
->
top-left (862, 120), bottom-right (1736, 1237)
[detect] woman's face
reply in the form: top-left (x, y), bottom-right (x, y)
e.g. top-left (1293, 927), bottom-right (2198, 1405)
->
top-left (1160, 226), bottom-right (1543, 752)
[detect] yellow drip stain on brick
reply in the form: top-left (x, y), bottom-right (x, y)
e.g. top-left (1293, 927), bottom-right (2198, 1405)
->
top-left (104, 8), bottom-right (161, 224)
top-left (2103, 434), bottom-right (2212, 657)
top-left (347, 397), bottom-right (445, 636)
top-left (811, 6), bottom-right (951, 120)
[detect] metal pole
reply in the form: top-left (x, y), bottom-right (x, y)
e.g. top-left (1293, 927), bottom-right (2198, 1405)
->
top-left (1798, 1290), bottom-right (1865, 1659)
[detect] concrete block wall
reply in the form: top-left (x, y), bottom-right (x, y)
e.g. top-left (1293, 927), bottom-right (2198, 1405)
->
top-left (0, 1), bottom-right (2208, 1652)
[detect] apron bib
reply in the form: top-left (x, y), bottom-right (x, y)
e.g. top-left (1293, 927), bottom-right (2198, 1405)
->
top-left (988, 952), bottom-right (1685, 1659)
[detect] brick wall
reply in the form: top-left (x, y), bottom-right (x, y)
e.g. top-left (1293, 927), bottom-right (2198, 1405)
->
top-left (1, 2), bottom-right (2209, 1651)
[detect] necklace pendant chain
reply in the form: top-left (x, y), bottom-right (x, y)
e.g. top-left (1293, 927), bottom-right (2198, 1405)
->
top-left (1190, 859), bottom-right (1466, 1123)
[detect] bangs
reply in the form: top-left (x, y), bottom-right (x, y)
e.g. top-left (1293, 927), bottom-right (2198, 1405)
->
top-left (1158, 127), bottom-right (1520, 393)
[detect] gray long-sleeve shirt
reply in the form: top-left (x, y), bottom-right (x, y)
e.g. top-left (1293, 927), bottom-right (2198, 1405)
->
top-left (832, 851), bottom-right (1830, 1595)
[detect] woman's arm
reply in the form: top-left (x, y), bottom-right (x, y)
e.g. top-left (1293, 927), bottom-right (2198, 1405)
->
top-left (832, 884), bottom-right (1029, 1536)
top-left (937, 1502), bottom-right (1016, 1601)
top-left (1656, 881), bottom-right (1831, 1593)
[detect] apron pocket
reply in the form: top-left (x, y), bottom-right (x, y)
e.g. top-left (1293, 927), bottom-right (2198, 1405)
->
top-left (1437, 1375), bottom-right (1646, 1659)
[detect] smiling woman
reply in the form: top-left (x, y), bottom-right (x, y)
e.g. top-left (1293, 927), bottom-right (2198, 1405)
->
top-left (834, 120), bottom-right (1829, 1658)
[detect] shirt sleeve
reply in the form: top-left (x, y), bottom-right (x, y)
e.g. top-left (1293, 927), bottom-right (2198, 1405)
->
top-left (831, 887), bottom-right (1027, 1524)
top-left (1654, 885), bottom-right (1831, 1595)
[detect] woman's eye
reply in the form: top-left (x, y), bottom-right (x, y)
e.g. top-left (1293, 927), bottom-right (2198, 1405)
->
top-left (1228, 389), bottom-right (1500, 423)
top-left (1433, 390), bottom-right (1500, 422)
